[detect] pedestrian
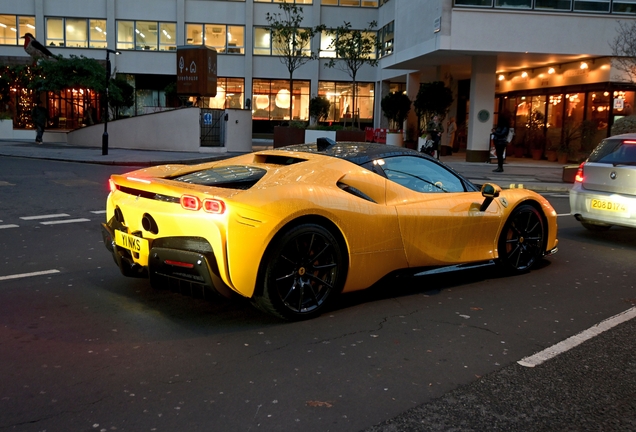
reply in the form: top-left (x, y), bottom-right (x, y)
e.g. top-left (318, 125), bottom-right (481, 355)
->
top-left (491, 115), bottom-right (510, 173)
top-left (445, 116), bottom-right (457, 154)
top-left (426, 115), bottom-right (444, 157)
top-left (31, 100), bottom-right (48, 144)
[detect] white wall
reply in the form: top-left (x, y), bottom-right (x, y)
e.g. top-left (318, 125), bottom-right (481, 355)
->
top-left (67, 107), bottom-right (201, 151)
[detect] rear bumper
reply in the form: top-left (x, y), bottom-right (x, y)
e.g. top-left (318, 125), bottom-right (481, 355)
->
top-left (100, 222), bottom-right (234, 299)
top-left (569, 186), bottom-right (636, 229)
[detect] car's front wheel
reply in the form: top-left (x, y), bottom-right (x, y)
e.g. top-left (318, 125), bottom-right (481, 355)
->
top-left (254, 223), bottom-right (346, 321)
top-left (497, 204), bottom-right (545, 273)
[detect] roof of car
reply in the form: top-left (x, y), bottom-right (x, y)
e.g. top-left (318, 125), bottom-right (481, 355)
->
top-left (281, 141), bottom-right (428, 166)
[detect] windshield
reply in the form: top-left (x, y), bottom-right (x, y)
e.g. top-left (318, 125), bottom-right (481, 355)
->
top-left (587, 139), bottom-right (636, 165)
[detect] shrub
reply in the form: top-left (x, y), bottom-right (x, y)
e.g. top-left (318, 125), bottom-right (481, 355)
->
top-left (610, 115), bottom-right (636, 136)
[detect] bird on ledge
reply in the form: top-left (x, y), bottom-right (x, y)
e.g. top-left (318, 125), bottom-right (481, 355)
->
top-left (21, 33), bottom-right (55, 63)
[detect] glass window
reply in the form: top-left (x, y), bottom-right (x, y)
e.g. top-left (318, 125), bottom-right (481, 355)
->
top-left (573, 0), bottom-right (610, 11)
top-left (613, 0), bottom-right (636, 13)
top-left (319, 31), bottom-right (336, 58)
top-left (585, 91), bottom-right (610, 151)
top-left (252, 79), bottom-right (310, 121)
top-left (205, 24), bottom-right (227, 52)
top-left (379, 156), bottom-right (466, 193)
top-left (454, 0), bottom-right (494, 6)
top-left (253, 27), bottom-right (271, 55)
top-left (535, 0), bottom-right (573, 10)
top-left (495, 0), bottom-right (531, 8)
top-left (65, 18), bottom-right (88, 48)
top-left (198, 77), bottom-right (245, 109)
top-left (136, 21), bottom-right (157, 50)
top-left (186, 24), bottom-right (204, 45)
top-left (117, 21), bottom-right (134, 50)
top-left (545, 94), bottom-right (564, 151)
top-left (378, 21), bottom-right (394, 58)
top-left (254, 0), bottom-right (313, 3)
top-left (159, 22), bottom-right (176, 51)
top-left (227, 26), bottom-right (245, 54)
top-left (17, 16), bottom-right (37, 43)
top-left (318, 81), bottom-right (375, 123)
top-left (89, 19), bottom-right (107, 48)
top-left (318, 0), bottom-right (378, 5)
top-left (46, 18), bottom-right (65, 47)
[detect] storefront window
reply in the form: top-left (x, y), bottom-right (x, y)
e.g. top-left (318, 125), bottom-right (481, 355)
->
top-left (318, 81), bottom-right (375, 123)
top-left (586, 91), bottom-right (610, 149)
top-left (196, 78), bottom-right (245, 109)
top-left (546, 94), bottom-right (564, 151)
top-left (252, 79), bottom-right (310, 121)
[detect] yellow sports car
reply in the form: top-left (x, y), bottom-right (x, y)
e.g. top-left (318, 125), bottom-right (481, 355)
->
top-left (101, 140), bottom-right (558, 320)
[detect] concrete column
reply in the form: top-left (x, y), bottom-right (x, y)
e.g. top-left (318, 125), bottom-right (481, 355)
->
top-left (244, 0), bottom-right (254, 109)
top-left (34, 0), bottom-right (44, 39)
top-left (406, 72), bottom-right (420, 142)
top-left (466, 55), bottom-right (496, 162)
top-left (176, 0), bottom-right (185, 46)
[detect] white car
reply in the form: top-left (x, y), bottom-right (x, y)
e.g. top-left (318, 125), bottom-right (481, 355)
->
top-left (570, 133), bottom-right (636, 231)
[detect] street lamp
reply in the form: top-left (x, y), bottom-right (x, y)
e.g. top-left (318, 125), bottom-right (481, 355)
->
top-left (102, 48), bottom-right (120, 156)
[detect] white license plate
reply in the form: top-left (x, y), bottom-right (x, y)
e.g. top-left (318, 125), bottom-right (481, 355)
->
top-left (115, 230), bottom-right (149, 255)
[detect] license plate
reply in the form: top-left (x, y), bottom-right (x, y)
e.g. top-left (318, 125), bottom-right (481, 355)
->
top-left (115, 230), bottom-right (149, 255)
top-left (590, 198), bottom-right (628, 214)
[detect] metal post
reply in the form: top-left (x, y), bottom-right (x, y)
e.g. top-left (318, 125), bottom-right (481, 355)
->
top-left (102, 49), bottom-right (120, 156)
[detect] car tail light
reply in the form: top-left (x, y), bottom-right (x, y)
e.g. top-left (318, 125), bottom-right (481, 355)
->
top-left (164, 259), bottom-right (194, 269)
top-left (203, 198), bottom-right (225, 214)
top-left (574, 162), bottom-right (585, 183)
top-left (180, 194), bottom-right (201, 211)
top-left (623, 140), bottom-right (636, 145)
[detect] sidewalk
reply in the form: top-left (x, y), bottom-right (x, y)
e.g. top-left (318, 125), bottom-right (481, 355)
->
top-left (0, 139), bottom-right (573, 192)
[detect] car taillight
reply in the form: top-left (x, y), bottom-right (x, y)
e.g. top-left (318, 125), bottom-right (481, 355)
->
top-left (203, 198), bottom-right (225, 214)
top-left (575, 162), bottom-right (585, 183)
top-left (180, 195), bottom-right (226, 214)
top-left (623, 140), bottom-right (636, 145)
top-left (180, 195), bottom-right (201, 211)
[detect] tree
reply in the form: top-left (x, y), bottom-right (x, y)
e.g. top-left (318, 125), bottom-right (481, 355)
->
top-left (413, 81), bottom-right (454, 130)
top-left (610, 20), bottom-right (636, 83)
top-left (266, 3), bottom-right (324, 121)
top-left (308, 95), bottom-right (330, 125)
top-left (380, 91), bottom-right (411, 131)
top-left (324, 21), bottom-right (380, 128)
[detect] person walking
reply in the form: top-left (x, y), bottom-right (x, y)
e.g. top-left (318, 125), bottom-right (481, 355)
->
top-left (426, 115), bottom-right (444, 158)
top-left (31, 100), bottom-right (48, 144)
top-left (491, 115), bottom-right (510, 172)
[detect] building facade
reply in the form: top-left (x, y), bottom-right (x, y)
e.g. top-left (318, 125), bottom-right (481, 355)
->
top-left (1, 0), bottom-right (634, 160)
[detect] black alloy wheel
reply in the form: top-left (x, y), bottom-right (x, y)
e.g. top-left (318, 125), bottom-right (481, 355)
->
top-left (255, 223), bottom-right (346, 320)
top-left (498, 204), bottom-right (545, 273)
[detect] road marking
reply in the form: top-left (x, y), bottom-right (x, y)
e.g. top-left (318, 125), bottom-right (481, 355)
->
top-left (20, 213), bottom-right (70, 220)
top-left (90, 210), bottom-right (107, 214)
top-left (557, 213), bottom-right (571, 217)
top-left (518, 307), bottom-right (636, 368)
top-left (0, 224), bottom-right (19, 229)
top-left (40, 218), bottom-right (91, 225)
top-left (0, 269), bottom-right (60, 281)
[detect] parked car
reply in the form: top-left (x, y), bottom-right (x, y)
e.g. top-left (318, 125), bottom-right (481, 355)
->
top-left (101, 139), bottom-right (558, 321)
top-left (570, 133), bottom-right (636, 231)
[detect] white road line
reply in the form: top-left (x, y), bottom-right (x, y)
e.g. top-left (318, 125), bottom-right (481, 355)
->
top-left (20, 213), bottom-right (70, 220)
top-left (40, 218), bottom-right (91, 225)
top-left (0, 269), bottom-right (60, 281)
top-left (0, 224), bottom-right (19, 229)
top-left (518, 307), bottom-right (636, 368)
top-left (90, 210), bottom-right (107, 214)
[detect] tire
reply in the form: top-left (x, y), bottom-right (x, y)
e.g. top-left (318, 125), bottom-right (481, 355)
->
top-left (254, 223), bottom-right (346, 321)
top-left (497, 204), bottom-right (545, 273)
top-left (581, 221), bottom-right (611, 232)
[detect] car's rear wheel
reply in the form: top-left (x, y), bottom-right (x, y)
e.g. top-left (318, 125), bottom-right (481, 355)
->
top-left (497, 204), bottom-right (545, 273)
top-left (254, 223), bottom-right (346, 321)
top-left (581, 221), bottom-right (611, 231)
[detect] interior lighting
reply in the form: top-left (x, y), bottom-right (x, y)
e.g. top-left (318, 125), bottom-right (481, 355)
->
top-left (580, 62), bottom-right (588, 69)
top-left (275, 89), bottom-right (291, 109)
top-left (548, 67), bottom-right (555, 74)
top-left (521, 71), bottom-right (528, 78)
top-left (498, 74), bottom-right (504, 81)
top-left (0, 23), bottom-right (6, 28)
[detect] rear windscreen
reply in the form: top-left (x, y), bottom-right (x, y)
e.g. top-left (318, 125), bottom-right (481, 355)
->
top-left (588, 139), bottom-right (636, 165)
top-left (171, 165), bottom-right (266, 189)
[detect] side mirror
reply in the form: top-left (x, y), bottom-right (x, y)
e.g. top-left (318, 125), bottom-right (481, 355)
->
top-left (480, 183), bottom-right (502, 211)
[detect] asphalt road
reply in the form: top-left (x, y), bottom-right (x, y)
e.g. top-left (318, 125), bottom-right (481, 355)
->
top-left (0, 157), bottom-right (635, 432)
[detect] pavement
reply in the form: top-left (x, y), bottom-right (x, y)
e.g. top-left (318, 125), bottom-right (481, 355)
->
top-left (0, 139), bottom-right (574, 192)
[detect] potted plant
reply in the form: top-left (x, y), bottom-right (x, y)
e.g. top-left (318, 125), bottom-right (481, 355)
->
top-left (274, 120), bottom-right (307, 148)
top-left (545, 141), bottom-right (558, 162)
top-left (308, 96), bottom-right (330, 127)
top-left (381, 91), bottom-right (411, 146)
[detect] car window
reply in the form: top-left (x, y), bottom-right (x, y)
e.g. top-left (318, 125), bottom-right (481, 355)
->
top-left (375, 156), bottom-right (465, 193)
top-left (588, 139), bottom-right (636, 165)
